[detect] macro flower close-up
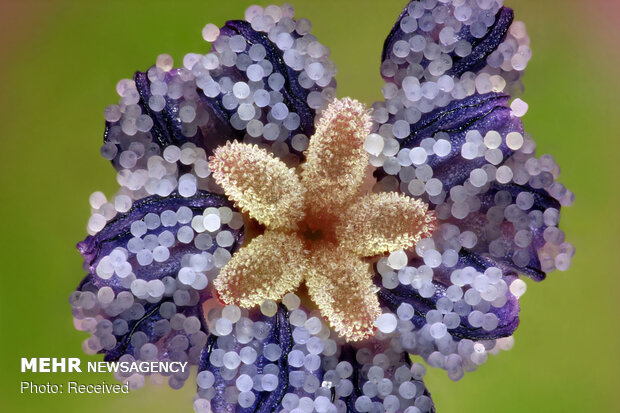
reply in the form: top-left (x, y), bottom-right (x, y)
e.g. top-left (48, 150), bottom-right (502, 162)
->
top-left (66, 1), bottom-right (579, 412)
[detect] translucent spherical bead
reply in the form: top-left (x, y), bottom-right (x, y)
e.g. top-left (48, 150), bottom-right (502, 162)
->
top-left (282, 292), bottom-right (301, 310)
top-left (197, 370), bottom-right (215, 389)
top-left (375, 313), bottom-right (398, 334)
top-left (510, 279), bottom-right (527, 297)
top-left (215, 318), bottom-right (233, 336)
top-left (261, 374), bottom-right (279, 391)
top-left (260, 299), bottom-right (278, 317)
top-left (387, 250), bottom-right (408, 270)
top-left (201, 23), bottom-right (220, 42)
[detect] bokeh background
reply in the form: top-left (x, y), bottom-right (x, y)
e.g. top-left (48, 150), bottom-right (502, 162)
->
top-left (1, 0), bottom-right (618, 411)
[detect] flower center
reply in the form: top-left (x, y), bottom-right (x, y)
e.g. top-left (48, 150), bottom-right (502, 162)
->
top-left (209, 97), bottom-right (435, 341)
top-left (300, 225), bottom-right (326, 243)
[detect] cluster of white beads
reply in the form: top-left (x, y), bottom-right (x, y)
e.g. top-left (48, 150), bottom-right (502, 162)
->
top-left (375, 0), bottom-right (529, 126)
top-left (375, 238), bottom-right (523, 380)
top-left (100, 2), bottom-right (335, 182)
top-left (195, 293), bottom-right (434, 413)
top-left (74, 199), bottom-right (242, 390)
top-left (367, 0), bottom-right (574, 275)
top-left (88, 142), bottom-right (222, 236)
top-left (91, 3), bottom-right (337, 237)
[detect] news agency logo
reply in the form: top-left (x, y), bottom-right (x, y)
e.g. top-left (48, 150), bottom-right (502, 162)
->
top-left (20, 358), bottom-right (190, 395)
top-left (21, 358), bottom-right (188, 374)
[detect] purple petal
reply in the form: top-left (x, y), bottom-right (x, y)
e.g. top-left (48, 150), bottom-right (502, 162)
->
top-left (197, 305), bottom-right (293, 413)
top-left (371, 1), bottom-right (530, 198)
top-left (377, 266), bottom-right (519, 342)
top-left (79, 275), bottom-right (207, 363)
top-left (340, 343), bottom-right (435, 413)
top-left (193, 303), bottom-right (435, 413)
top-left (376, 250), bottom-right (520, 341)
top-left (373, 251), bottom-right (521, 380)
top-left (396, 92), bottom-right (521, 191)
top-left (382, 4), bottom-right (513, 80)
top-left (133, 70), bottom-right (236, 151)
top-left (73, 271), bottom-right (209, 388)
top-left (457, 182), bottom-right (562, 281)
top-left (222, 20), bottom-right (319, 142)
top-left (71, 190), bottom-right (244, 388)
top-left (77, 191), bottom-right (243, 292)
top-left (371, 0), bottom-right (573, 284)
top-left (103, 11), bottom-right (338, 168)
top-left (451, 8), bottom-right (514, 76)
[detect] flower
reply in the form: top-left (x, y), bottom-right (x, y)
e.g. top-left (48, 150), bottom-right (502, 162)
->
top-left (70, 1), bottom-right (574, 412)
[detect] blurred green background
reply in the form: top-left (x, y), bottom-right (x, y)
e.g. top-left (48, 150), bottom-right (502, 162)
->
top-left (1, 0), bottom-right (618, 411)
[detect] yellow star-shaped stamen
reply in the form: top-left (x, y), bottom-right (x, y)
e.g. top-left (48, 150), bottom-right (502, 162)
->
top-left (210, 98), bottom-right (435, 342)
